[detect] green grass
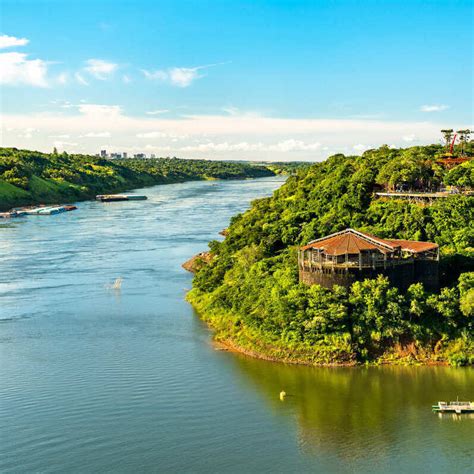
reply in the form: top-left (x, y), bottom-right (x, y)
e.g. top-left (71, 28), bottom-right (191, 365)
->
top-left (28, 175), bottom-right (82, 202)
top-left (0, 179), bottom-right (31, 209)
top-left (0, 175), bottom-right (87, 210)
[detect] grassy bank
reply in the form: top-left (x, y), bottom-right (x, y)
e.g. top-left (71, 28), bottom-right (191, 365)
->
top-left (0, 148), bottom-right (275, 211)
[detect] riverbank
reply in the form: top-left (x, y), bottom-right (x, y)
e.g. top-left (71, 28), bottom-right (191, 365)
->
top-left (0, 148), bottom-right (276, 211)
top-left (187, 288), bottom-right (468, 367)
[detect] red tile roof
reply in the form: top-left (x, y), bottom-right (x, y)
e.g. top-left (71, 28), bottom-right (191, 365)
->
top-left (385, 239), bottom-right (438, 253)
top-left (300, 229), bottom-right (438, 256)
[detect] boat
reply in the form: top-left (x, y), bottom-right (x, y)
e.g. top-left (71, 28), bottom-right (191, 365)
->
top-left (96, 194), bottom-right (148, 202)
top-left (5, 204), bottom-right (77, 217)
top-left (0, 210), bottom-right (27, 219)
top-left (96, 194), bottom-right (129, 202)
top-left (24, 207), bottom-right (49, 215)
top-left (432, 400), bottom-right (474, 414)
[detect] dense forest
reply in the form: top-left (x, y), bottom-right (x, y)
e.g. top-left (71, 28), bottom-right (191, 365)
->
top-left (188, 143), bottom-right (474, 367)
top-left (261, 161), bottom-right (313, 175)
top-left (0, 148), bottom-right (275, 210)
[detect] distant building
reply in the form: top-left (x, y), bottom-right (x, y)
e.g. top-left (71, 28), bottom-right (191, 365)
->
top-left (134, 153), bottom-right (146, 158)
top-left (122, 152), bottom-right (128, 159)
top-left (150, 153), bottom-right (156, 159)
top-left (110, 152), bottom-right (122, 159)
top-left (298, 228), bottom-right (439, 291)
top-left (100, 150), bottom-right (107, 158)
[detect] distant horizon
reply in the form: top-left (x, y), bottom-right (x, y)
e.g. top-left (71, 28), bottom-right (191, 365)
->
top-left (1, 0), bottom-right (473, 161)
top-left (1, 139), bottom-right (462, 163)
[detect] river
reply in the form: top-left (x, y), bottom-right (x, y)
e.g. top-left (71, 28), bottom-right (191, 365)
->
top-left (0, 177), bottom-right (472, 473)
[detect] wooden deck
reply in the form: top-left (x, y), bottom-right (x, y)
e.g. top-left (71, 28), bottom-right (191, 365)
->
top-left (375, 191), bottom-right (473, 202)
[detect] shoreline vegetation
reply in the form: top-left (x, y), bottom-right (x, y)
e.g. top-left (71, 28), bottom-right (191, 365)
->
top-left (187, 143), bottom-right (474, 367)
top-left (0, 148), bottom-right (277, 211)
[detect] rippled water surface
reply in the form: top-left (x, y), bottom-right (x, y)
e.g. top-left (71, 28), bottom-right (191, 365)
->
top-left (0, 177), bottom-right (472, 473)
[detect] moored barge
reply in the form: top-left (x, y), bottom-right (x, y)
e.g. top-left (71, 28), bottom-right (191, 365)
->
top-left (96, 194), bottom-right (148, 202)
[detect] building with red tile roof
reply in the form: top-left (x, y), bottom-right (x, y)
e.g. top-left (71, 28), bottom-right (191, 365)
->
top-left (298, 229), bottom-right (439, 291)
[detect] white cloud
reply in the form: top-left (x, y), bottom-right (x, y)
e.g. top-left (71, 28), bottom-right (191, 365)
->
top-left (53, 140), bottom-right (78, 150)
top-left (136, 131), bottom-right (166, 138)
top-left (122, 74), bottom-right (131, 83)
top-left (420, 104), bottom-right (449, 112)
top-left (81, 131), bottom-right (111, 138)
top-left (142, 63), bottom-right (225, 87)
top-left (75, 72), bottom-right (89, 85)
top-left (146, 109), bottom-right (169, 115)
top-left (58, 101), bottom-right (74, 108)
top-left (180, 140), bottom-right (320, 153)
top-left (18, 127), bottom-right (36, 139)
top-left (2, 108), bottom-right (448, 139)
top-left (402, 134), bottom-right (417, 142)
top-left (143, 67), bottom-right (200, 87)
top-left (353, 144), bottom-right (369, 152)
top-left (1, 106), bottom-right (455, 160)
top-left (0, 52), bottom-right (48, 87)
top-left (270, 139), bottom-right (321, 152)
top-left (84, 59), bottom-right (118, 80)
top-left (77, 103), bottom-right (122, 117)
top-left (168, 67), bottom-right (201, 87)
top-left (0, 34), bottom-right (29, 49)
top-left (180, 142), bottom-right (259, 152)
top-left (57, 72), bottom-right (68, 84)
top-left (222, 106), bottom-right (240, 116)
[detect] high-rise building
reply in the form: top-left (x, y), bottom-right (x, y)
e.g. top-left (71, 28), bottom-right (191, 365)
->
top-left (100, 150), bottom-right (107, 157)
top-left (123, 152), bottom-right (128, 159)
top-left (150, 153), bottom-right (156, 159)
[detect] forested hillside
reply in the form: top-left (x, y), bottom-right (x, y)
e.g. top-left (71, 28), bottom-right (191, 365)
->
top-left (0, 148), bottom-right (274, 210)
top-left (188, 144), bottom-right (474, 366)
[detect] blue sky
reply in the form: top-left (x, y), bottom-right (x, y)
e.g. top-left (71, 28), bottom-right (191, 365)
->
top-left (0, 0), bottom-right (472, 160)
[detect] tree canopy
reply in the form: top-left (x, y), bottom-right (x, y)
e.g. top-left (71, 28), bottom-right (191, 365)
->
top-left (0, 148), bottom-right (275, 210)
top-left (189, 143), bottom-right (474, 366)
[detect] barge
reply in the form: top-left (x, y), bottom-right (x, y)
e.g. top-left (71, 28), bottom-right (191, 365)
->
top-left (0, 210), bottom-right (27, 219)
top-left (11, 205), bottom-right (77, 216)
top-left (96, 194), bottom-right (148, 202)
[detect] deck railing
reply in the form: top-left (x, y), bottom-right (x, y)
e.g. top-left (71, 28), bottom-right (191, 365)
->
top-left (298, 257), bottom-right (414, 272)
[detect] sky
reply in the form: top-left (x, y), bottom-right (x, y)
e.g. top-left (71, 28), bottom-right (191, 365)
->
top-left (0, 0), bottom-right (472, 161)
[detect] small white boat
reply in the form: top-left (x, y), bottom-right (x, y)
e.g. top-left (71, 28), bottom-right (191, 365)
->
top-left (432, 400), bottom-right (474, 414)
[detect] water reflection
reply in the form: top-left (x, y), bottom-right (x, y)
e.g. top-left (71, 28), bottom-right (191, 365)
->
top-left (229, 352), bottom-right (474, 468)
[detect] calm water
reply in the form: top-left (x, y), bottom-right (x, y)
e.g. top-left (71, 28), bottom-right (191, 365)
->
top-left (0, 177), bottom-right (472, 473)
